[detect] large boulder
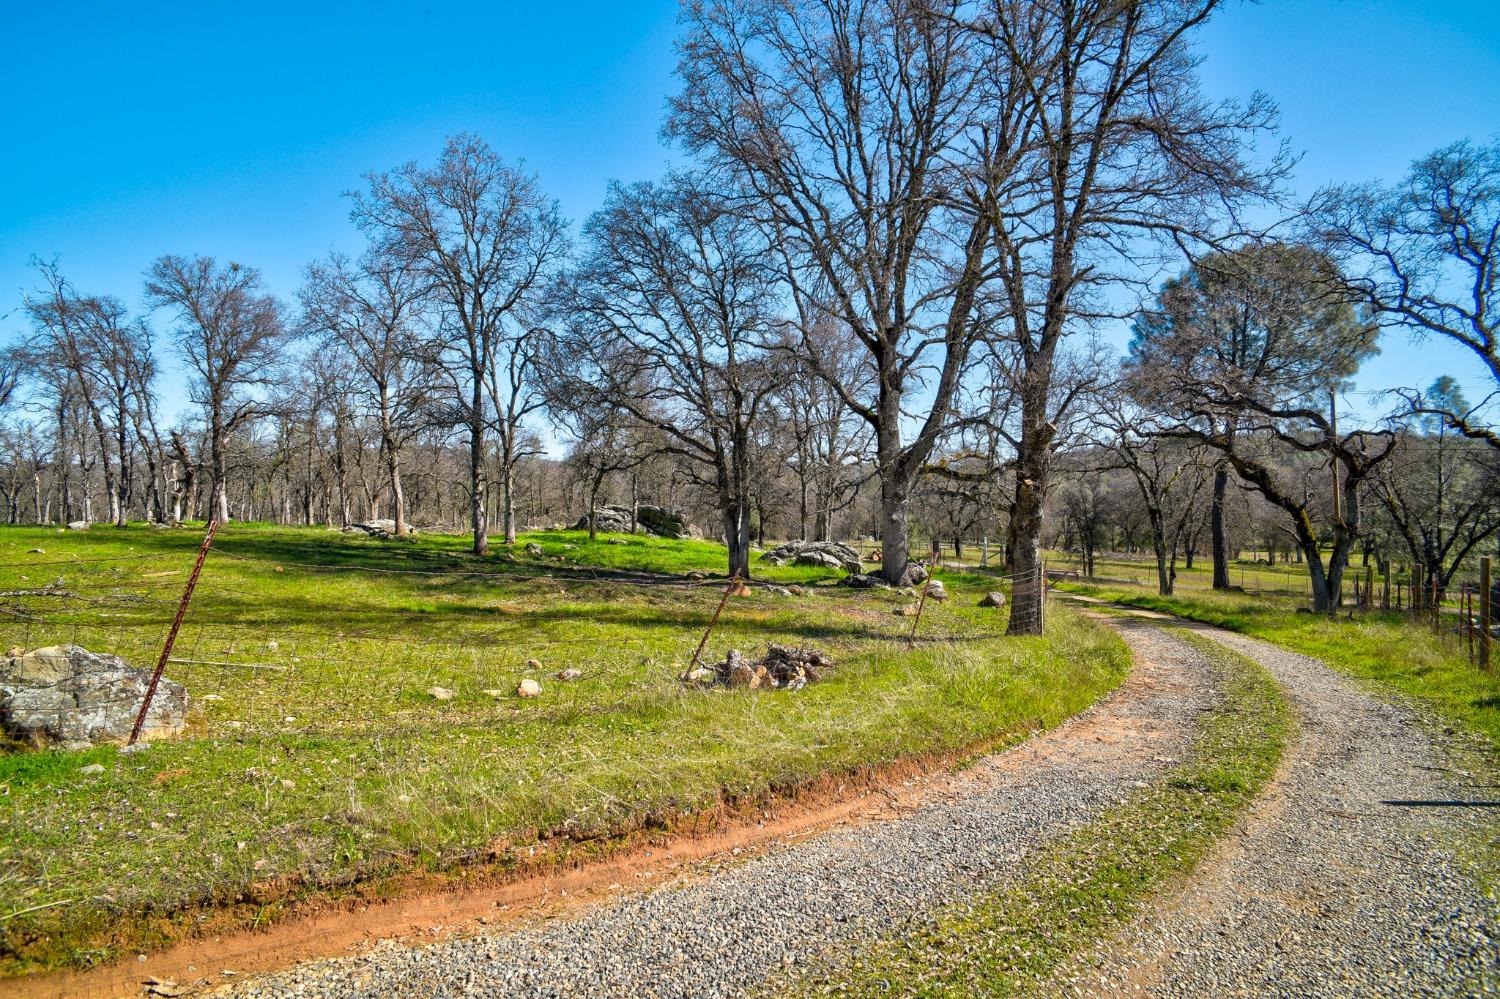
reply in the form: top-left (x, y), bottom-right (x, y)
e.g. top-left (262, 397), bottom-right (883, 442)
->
top-left (636, 505), bottom-right (701, 539)
top-left (760, 540), bottom-right (862, 574)
top-left (1, 645), bottom-right (188, 750)
top-left (572, 506), bottom-right (636, 534)
top-left (571, 505), bottom-right (703, 539)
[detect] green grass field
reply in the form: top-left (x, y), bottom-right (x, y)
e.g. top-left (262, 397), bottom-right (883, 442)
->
top-left (0, 523), bottom-right (1128, 973)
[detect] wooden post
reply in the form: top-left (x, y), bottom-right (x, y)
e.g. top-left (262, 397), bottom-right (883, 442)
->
top-left (1382, 563), bottom-right (1391, 612)
top-left (1412, 564), bottom-right (1424, 616)
top-left (1364, 565), bottom-right (1374, 611)
top-left (981, 536), bottom-right (989, 568)
top-left (1481, 557), bottom-right (1492, 672)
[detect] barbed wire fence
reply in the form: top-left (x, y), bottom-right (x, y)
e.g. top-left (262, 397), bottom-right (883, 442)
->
top-left (1, 527), bottom-right (1058, 747)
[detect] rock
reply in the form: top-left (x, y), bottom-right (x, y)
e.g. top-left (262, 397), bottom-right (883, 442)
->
top-left (524, 542), bottom-right (545, 557)
top-left (761, 540), bottom-right (862, 573)
top-left (1, 645), bottom-right (189, 749)
top-left (427, 686), bottom-right (457, 701)
top-left (786, 584), bottom-right (804, 596)
top-left (66, 520), bottom-right (89, 531)
top-left (526, 658), bottom-right (542, 670)
top-left (481, 689), bottom-right (507, 698)
top-left (926, 579), bottom-right (948, 602)
top-left (25, 548), bottom-right (43, 554)
top-left (893, 604), bottom-right (919, 617)
top-left (607, 538), bottom-right (629, 545)
top-left (5, 646), bottom-right (22, 658)
top-left (79, 763), bottom-right (105, 775)
top-left (979, 591), bottom-right (1006, 608)
top-left (517, 678), bottom-right (542, 698)
top-left (571, 506), bottom-right (636, 534)
top-left (908, 564), bottom-right (929, 585)
top-left (841, 573), bottom-right (890, 589)
top-left (686, 570), bottom-right (708, 581)
top-left (570, 505), bottom-right (702, 539)
top-left (636, 505), bottom-right (701, 539)
top-left (556, 668), bottom-right (582, 682)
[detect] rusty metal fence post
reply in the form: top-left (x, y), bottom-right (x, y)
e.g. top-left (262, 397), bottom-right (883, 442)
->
top-left (687, 574), bottom-right (746, 672)
top-left (128, 519), bottom-right (219, 745)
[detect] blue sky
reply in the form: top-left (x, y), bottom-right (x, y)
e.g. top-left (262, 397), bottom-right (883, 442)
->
top-left (2, 0), bottom-right (1498, 421)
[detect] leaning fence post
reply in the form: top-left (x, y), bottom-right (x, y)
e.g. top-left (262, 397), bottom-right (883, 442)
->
top-left (687, 574), bottom-right (745, 672)
top-left (907, 561), bottom-right (936, 648)
top-left (1481, 557), bottom-right (1492, 672)
top-left (1382, 563), bottom-right (1391, 611)
top-left (129, 519), bottom-right (219, 746)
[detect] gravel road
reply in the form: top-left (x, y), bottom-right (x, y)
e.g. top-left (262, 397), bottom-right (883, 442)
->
top-left (1063, 622), bottom-right (1499, 999)
top-left (215, 619), bottom-right (1218, 999)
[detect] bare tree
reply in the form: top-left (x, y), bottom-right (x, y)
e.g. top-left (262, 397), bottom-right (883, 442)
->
top-left (559, 176), bottom-right (780, 577)
top-left (670, 0), bottom-right (996, 585)
top-left (1315, 138), bottom-right (1500, 448)
top-left (145, 255), bottom-right (293, 523)
top-left (351, 133), bottom-right (567, 555)
top-left (300, 251), bottom-right (434, 536)
top-left (1372, 387), bottom-right (1500, 599)
top-left (965, 0), bottom-right (1286, 633)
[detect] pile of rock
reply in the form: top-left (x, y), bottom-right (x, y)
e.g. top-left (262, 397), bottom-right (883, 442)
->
top-left (759, 540), bottom-right (863, 574)
top-left (682, 644), bottom-right (833, 691)
top-left (1, 645), bottom-right (188, 749)
top-left (571, 505), bottom-right (703, 539)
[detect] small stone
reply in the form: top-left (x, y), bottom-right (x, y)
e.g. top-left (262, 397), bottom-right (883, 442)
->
top-left (79, 763), bottom-right (105, 775)
top-left (556, 668), bottom-right (582, 682)
top-left (5, 646), bottom-right (23, 658)
top-left (266, 640), bottom-right (279, 651)
top-left (686, 570), bottom-right (708, 581)
top-left (526, 658), bottom-right (542, 670)
top-left (517, 678), bottom-right (542, 698)
top-left (524, 542), bottom-right (544, 557)
top-left (25, 548), bottom-right (43, 554)
top-left (926, 579), bottom-right (948, 601)
top-left (201, 693), bottom-right (224, 702)
top-left (893, 604), bottom-right (919, 617)
top-left (427, 686), bottom-right (457, 701)
top-left (280, 779), bottom-right (296, 789)
top-left (979, 591), bottom-right (1006, 608)
top-left (786, 584), bottom-right (804, 596)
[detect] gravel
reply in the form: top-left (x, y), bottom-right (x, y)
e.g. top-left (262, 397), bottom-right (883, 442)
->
top-left (215, 619), bottom-right (1219, 999)
top-left (1064, 623), bottom-right (1499, 999)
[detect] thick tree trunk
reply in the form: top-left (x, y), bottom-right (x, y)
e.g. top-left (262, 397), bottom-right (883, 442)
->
top-left (723, 500), bottom-right (752, 579)
top-left (1210, 463), bottom-right (1231, 589)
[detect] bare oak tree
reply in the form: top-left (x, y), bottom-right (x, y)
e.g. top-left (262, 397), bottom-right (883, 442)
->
top-left (559, 176), bottom-right (780, 577)
top-left (670, 0), bottom-right (992, 585)
top-left (351, 133), bottom-right (566, 554)
top-left (145, 255), bottom-right (292, 523)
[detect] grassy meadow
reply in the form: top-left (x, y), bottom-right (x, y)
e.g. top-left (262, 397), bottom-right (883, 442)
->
top-left (0, 523), bottom-right (1129, 973)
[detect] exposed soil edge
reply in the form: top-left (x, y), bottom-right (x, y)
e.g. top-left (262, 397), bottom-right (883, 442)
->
top-left (2, 717), bottom-right (1068, 999)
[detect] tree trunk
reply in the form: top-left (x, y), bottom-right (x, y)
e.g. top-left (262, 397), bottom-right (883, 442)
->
top-left (468, 398), bottom-right (488, 555)
top-left (723, 499), bottom-right (752, 579)
top-left (1211, 463), bottom-right (1231, 589)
